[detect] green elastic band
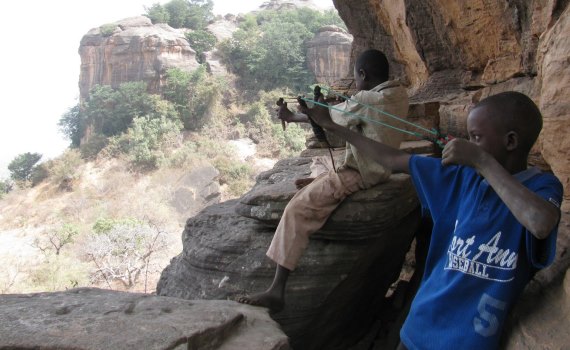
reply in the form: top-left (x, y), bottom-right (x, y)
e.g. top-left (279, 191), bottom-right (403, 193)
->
top-left (300, 97), bottom-right (425, 139)
top-left (320, 87), bottom-right (438, 136)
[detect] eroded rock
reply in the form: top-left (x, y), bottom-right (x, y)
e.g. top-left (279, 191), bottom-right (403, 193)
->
top-left (0, 288), bottom-right (289, 350)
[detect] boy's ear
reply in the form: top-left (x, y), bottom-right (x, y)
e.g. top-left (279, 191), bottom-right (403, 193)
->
top-left (359, 69), bottom-right (367, 81)
top-left (505, 131), bottom-right (519, 151)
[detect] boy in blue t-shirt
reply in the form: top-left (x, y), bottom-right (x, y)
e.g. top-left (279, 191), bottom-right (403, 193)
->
top-left (308, 91), bottom-right (563, 349)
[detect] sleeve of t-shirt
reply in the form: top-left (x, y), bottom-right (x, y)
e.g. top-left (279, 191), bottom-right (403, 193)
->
top-left (525, 173), bottom-right (563, 268)
top-left (408, 155), bottom-right (461, 221)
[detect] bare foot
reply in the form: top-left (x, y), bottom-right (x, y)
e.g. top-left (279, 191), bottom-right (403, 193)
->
top-left (294, 177), bottom-right (315, 190)
top-left (235, 291), bottom-right (285, 313)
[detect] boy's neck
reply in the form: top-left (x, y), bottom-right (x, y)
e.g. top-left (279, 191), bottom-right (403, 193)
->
top-left (503, 155), bottom-right (529, 174)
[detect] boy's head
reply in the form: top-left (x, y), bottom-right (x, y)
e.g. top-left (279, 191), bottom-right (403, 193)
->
top-left (354, 49), bottom-right (390, 91)
top-left (467, 91), bottom-right (542, 164)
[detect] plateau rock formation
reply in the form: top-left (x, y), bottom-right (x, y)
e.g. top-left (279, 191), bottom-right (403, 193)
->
top-left (78, 16), bottom-right (199, 100)
top-left (0, 288), bottom-right (289, 350)
top-left (306, 25), bottom-right (353, 85)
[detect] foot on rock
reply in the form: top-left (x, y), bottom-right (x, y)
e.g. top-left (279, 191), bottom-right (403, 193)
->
top-left (235, 292), bottom-right (285, 313)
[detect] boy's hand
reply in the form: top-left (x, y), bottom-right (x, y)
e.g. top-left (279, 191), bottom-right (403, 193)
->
top-left (441, 138), bottom-right (487, 169)
top-left (277, 102), bottom-right (296, 123)
top-left (308, 100), bottom-right (335, 130)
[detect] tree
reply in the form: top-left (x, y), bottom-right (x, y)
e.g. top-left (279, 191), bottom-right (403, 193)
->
top-left (185, 29), bottom-right (217, 63)
top-left (83, 219), bottom-right (168, 290)
top-left (0, 179), bottom-right (12, 199)
top-left (84, 82), bottom-right (170, 137)
top-left (8, 152), bottom-right (42, 182)
top-left (58, 104), bottom-right (84, 147)
top-left (33, 224), bottom-right (80, 256)
top-left (218, 8), bottom-right (345, 93)
top-left (144, 3), bottom-right (170, 24)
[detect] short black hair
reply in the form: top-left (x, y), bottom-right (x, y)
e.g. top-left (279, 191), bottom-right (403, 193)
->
top-left (474, 91), bottom-right (543, 153)
top-left (355, 49), bottom-right (389, 81)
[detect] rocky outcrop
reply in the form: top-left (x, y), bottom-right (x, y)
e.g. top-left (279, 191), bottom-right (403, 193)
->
top-left (306, 26), bottom-right (353, 85)
top-left (331, 0), bottom-right (570, 347)
top-left (171, 165), bottom-right (221, 220)
top-left (78, 16), bottom-right (199, 99)
top-left (334, 0), bottom-right (570, 202)
top-left (0, 288), bottom-right (289, 350)
top-left (158, 147), bottom-right (421, 348)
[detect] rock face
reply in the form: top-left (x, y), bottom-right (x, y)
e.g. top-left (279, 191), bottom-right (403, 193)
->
top-left (334, 0), bottom-right (570, 202)
top-left (331, 0), bottom-right (570, 348)
top-left (170, 165), bottom-right (221, 220)
top-left (158, 148), bottom-right (421, 349)
top-left (78, 16), bottom-right (199, 100)
top-left (0, 288), bottom-right (289, 350)
top-left (306, 26), bottom-right (353, 85)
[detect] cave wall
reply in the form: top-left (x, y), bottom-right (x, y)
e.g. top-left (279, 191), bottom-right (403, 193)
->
top-left (334, 0), bottom-right (570, 201)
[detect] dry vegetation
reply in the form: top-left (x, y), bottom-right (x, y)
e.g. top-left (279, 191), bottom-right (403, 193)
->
top-left (0, 130), bottom-right (297, 294)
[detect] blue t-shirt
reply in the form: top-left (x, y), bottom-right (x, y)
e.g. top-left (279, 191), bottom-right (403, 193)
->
top-left (400, 155), bottom-right (563, 350)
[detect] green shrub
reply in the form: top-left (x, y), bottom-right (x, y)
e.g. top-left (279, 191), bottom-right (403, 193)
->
top-left (30, 163), bottom-right (49, 187)
top-left (110, 116), bottom-right (183, 170)
top-left (100, 23), bottom-right (118, 37)
top-left (48, 149), bottom-right (83, 183)
top-left (213, 157), bottom-right (254, 196)
top-left (185, 29), bottom-right (217, 63)
top-left (8, 152), bottom-right (42, 182)
top-left (163, 66), bottom-right (225, 131)
top-left (0, 179), bottom-right (12, 199)
top-left (80, 133), bottom-right (108, 160)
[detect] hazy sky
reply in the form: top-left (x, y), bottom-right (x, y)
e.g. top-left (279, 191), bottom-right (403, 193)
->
top-left (0, 0), bottom-right (333, 178)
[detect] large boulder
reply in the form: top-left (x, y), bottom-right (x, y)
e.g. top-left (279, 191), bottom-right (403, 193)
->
top-left (0, 288), bottom-right (289, 350)
top-left (157, 147), bottom-right (421, 348)
top-left (235, 156), bottom-right (418, 240)
top-left (306, 25), bottom-right (353, 86)
top-left (78, 16), bottom-right (199, 100)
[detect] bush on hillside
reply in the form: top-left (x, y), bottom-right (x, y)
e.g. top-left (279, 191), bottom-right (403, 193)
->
top-left (106, 116), bottom-right (183, 170)
top-left (163, 66), bottom-right (225, 130)
top-left (185, 29), bottom-right (217, 63)
top-left (83, 219), bottom-right (168, 290)
top-left (8, 152), bottom-right (42, 183)
top-left (30, 163), bottom-right (50, 187)
top-left (58, 104), bottom-right (84, 148)
top-left (0, 179), bottom-right (12, 199)
top-left (47, 149), bottom-right (83, 183)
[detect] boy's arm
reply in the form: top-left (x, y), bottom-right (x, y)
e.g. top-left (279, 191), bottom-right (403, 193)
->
top-left (442, 139), bottom-right (561, 239)
top-left (308, 102), bottom-right (411, 173)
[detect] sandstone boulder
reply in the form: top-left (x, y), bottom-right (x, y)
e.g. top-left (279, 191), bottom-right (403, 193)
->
top-left (79, 16), bottom-right (199, 100)
top-left (235, 156), bottom-right (418, 240)
top-left (0, 288), bottom-right (289, 350)
top-left (306, 25), bottom-right (353, 85)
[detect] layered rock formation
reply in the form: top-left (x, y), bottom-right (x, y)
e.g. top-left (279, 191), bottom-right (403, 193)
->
top-left (334, 0), bottom-right (570, 202)
top-left (306, 26), bottom-right (353, 85)
top-left (0, 288), bottom-right (289, 350)
top-left (158, 147), bottom-right (422, 349)
top-left (331, 0), bottom-right (570, 348)
top-left (78, 16), bottom-right (199, 99)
